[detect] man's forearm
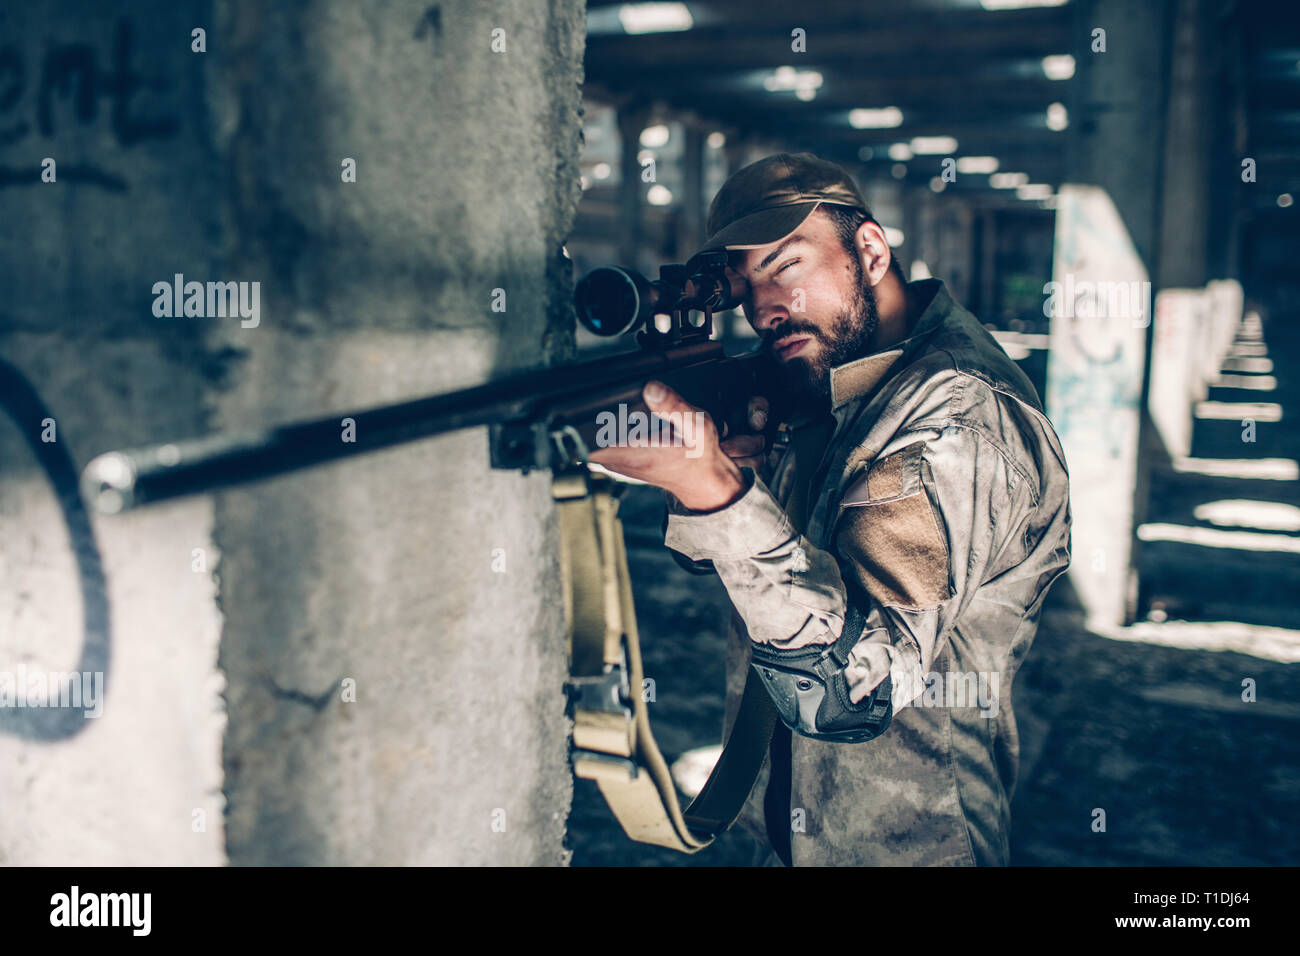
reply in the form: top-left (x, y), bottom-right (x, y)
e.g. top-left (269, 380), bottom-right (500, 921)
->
top-left (665, 469), bottom-right (919, 739)
top-left (665, 469), bottom-right (912, 696)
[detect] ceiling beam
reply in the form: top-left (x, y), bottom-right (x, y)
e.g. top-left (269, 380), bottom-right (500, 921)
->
top-left (585, 7), bottom-right (1071, 72)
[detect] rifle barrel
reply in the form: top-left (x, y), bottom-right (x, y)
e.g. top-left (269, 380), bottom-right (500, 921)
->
top-left (81, 340), bottom-right (736, 514)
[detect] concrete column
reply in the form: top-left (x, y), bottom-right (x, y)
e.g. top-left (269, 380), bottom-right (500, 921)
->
top-left (723, 139), bottom-right (747, 180)
top-left (0, 0), bottom-right (230, 866)
top-left (937, 200), bottom-right (975, 308)
top-left (1072, 0), bottom-right (1173, 273)
top-left (0, 0), bottom-right (583, 866)
top-left (1156, 0), bottom-right (1217, 288)
top-left (899, 185), bottom-right (923, 279)
top-left (1131, 0), bottom-right (1237, 612)
top-left (677, 122), bottom-right (705, 261)
top-left (979, 210), bottom-right (998, 321)
top-left (1216, 13), bottom-right (1248, 283)
top-left (1159, 0), bottom-right (1241, 284)
top-left (617, 102), bottom-right (649, 271)
top-left (1051, 0), bottom-right (1173, 625)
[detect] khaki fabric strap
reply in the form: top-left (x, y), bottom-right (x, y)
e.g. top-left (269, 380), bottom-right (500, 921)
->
top-left (554, 471), bottom-right (777, 852)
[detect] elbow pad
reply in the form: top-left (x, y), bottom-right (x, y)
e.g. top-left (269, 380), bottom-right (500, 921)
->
top-left (749, 607), bottom-right (893, 743)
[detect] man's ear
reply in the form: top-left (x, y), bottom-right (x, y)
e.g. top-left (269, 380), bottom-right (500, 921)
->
top-left (856, 220), bottom-right (893, 287)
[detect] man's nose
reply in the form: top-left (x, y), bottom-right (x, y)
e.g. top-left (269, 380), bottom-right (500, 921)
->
top-left (750, 301), bottom-right (789, 334)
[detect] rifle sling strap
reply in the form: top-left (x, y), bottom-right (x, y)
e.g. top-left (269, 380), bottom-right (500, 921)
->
top-left (553, 471), bottom-right (776, 853)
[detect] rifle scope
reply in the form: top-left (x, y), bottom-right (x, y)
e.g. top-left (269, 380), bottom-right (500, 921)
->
top-left (573, 250), bottom-right (744, 337)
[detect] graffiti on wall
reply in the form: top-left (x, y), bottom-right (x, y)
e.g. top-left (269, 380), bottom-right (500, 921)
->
top-left (0, 17), bottom-right (179, 191)
top-left (0, 359), bottom-right (110, 740)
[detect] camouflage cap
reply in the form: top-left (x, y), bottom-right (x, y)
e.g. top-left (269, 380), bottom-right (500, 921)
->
top-left (697, 152), bottom-right (871, 256)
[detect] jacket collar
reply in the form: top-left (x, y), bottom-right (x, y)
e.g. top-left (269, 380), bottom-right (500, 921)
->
top-left (828, 278), bottom-right (951, 409)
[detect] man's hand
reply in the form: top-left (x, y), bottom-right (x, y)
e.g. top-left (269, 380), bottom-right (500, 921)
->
top-left (587, 381), bottom-right (747, 513)
top-left (719, 395), bottom-right (770, 476)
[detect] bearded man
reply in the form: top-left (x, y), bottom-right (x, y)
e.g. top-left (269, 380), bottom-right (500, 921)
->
top-left (591, 152), bottom-right (1072, 866)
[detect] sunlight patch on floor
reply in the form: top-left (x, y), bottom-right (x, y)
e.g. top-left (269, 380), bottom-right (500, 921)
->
top-left (1220, 357), bottom-right (1272, 374)
top-left (1210, 373), bottom-right (1277, 391)
top-left (1137, 522), bottom-right (1300, 553)
top-left (1089, 619), bottom-right (1300, 663)
top-left (1192, 500), bottom-right (1300, 531)
top-left (1194, 401), bottom-right (1282, 421)
top-left (670, 744), bottom-right (722, 799)
top-left (1171, 457), bottom-right (1298, 480)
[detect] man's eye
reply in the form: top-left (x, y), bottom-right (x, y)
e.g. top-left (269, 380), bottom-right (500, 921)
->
top-left (775, 258), bottom-right (800, 275)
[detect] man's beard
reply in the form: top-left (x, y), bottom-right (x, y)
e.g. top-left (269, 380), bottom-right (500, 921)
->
top-left (765, 258), bottom-right (879, 411)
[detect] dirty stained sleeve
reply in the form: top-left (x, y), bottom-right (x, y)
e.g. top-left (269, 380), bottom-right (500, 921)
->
top-left (664, 425), bottom-right (1022, 710)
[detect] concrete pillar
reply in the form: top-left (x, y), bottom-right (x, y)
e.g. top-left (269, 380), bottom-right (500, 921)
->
top-left (1071, 0), bottom-right (1173, 273)
top-left (0, 0), bottom-right (230, 866)
top-left (1156, 0), bottom-right (1217, 289)
top-left (617, 102), bottom-right (650, 271)
top-left (723, 139), bottom-right (747, 180)
top-left (1215, 14), bottom-right (1248, 283)
top-left (979, 210), bottom-right (998, 321)
top-left (1157, 0), bottom-right (1241, 285)
top-left (1051, 0), bottom-right (1173, 625)
top-left (900, 185), bottom-right (923, 279)
top-left (0, 0), bottom-right (582, 866)
top-left (937, 200), bottom-right (975, 308)
top-left (1132, 0), bottom-right (1239, 607)
top-left (677, 122), bottom-right (705, 261)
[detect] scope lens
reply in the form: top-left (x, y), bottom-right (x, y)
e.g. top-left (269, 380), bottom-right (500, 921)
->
top-left (574, 267), bottom-right (642, 336)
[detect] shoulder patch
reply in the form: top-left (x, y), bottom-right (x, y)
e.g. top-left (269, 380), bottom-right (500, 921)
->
top-left (835, 442), bottom-right (952, 609)
top-left (842, 441), bottom-right (926, 504)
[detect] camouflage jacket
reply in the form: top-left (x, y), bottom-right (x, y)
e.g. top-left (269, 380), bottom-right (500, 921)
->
top-left (665, 278), bottom-right (1072, 865)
